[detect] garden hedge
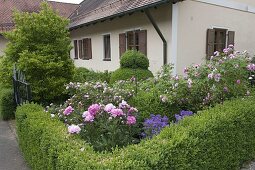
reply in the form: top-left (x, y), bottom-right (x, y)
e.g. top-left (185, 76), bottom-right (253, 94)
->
top-left (16, 96), bottom-right (255, 169)
top-left (0, 88), bottom-right (16, 120)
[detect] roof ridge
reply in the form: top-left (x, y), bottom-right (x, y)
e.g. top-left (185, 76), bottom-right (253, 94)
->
top-left (47, 0), bottom-right (80, 5)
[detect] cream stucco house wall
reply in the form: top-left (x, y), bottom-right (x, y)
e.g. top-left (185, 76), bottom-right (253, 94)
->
top-left (70, 0), bottom-right (255, 75)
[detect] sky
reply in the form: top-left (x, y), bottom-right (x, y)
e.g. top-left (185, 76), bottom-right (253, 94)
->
top-left (49, 0), bottom-right (83, 4)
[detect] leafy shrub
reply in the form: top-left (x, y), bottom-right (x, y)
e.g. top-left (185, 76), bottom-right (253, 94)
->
top-left (0, 88), bottom-right (16, 120)
top-left (16, 96), bottom-right (255, 169)
top-left (73, 67), bottom-right (111, 83)
top-left (120, 50), bottom-right (149, 69)
top-left (110, 68), bottom-right (153, 84)
top-left (2, 3), bottom-right (74, 103)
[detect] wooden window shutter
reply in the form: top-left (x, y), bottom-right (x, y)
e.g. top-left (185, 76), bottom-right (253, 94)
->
top-left (206, 29), bottom-right (215, 59)
top-left (78, 40), bottom-right (83, 59)
top-left (227, 31), bottom-right (235, 47)
top-left (138, 30), bottom-right (147, 55)
top-left (119, 33), bottom-right (126, 58)
top-left (74, 40), bottom-right (78, 59)
top-left (82, 39), bottom-right (87, 60)
top-left (88, 38), bottom-right (92, 59)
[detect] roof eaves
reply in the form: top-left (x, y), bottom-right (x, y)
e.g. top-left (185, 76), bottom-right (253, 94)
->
top-left (69, 0), bottom-right (175, 31)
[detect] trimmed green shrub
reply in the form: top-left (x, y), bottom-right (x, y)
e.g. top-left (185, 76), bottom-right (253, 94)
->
top-left (120, 50), bottom-right (149, 69)
top-left (73, 67), bottom-right (111, 83)
top-left (2, 3), bottom-right (75, 103)
top-left (0, 88), bottom-right (16, 120)
top-left (16, 96), bottom-right (255, 169)
top-left (110, 68), bottom-right (153, 84)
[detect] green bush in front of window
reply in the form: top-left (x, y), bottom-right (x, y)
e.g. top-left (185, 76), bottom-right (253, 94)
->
top-left (120, 50), bottom-right (149, 70)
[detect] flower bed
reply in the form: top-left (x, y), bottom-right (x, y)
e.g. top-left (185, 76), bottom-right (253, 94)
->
top-left (16, 96), bottom-right (255, 169)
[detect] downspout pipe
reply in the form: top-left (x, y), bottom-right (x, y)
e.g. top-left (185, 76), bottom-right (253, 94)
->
top-left (145, 9), bottom-right (167, 65)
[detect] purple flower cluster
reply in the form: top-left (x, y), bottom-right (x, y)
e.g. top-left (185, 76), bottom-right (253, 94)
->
top-left (175, 110), bottom-right (193, 122)
top-left (247, 64), bottom-right (255, 71)
top-left (142, 114), bottom-right (169, 139)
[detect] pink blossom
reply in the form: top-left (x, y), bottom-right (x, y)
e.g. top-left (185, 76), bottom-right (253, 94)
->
top-left (63, 106), bottom-right (74, 116)
top-left (68, 125), bottom-right (81, 134)
top-left (88, 104), bottom-right (100, 116)
top-left (208, 73), bottom-right (214, 79)
top-left (214, 74), bottom-right (221, 82)
top-left (110, 109), bottom-right (124, 117)
top-left (228, 44), bottom-right (234, 49)
top-left (174, 75), bottom-right (179, 81)
top-left (82, 111), bottom-right (90, 118)
top-left (104, 103), bottom-right (116, 112)
top-left (236, 80), bottom-right (241, 84)
top-left (223, 48), bottom-right (229, 54)
top-left (84, 113), bottom-right (95, 122)
top-left (247, 64), bottom-right (255, 71)
top-left (223, 87), bottom-right (229, 92)
top-left (128, 107), bottom-right (138, 114)
top-left (184, 67), bottom-right (189, 74)
top-left (119, 100), bottom-right (129, 109)
top-left (127, 116), bottom-right (136, 125)
top-left (214, 51), bottom-right (220, 56)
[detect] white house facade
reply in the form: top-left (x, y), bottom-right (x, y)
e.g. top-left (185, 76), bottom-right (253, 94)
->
top-left (69, 0), bottom-right (255, 75)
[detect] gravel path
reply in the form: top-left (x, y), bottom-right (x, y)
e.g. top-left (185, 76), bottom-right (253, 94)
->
top-left (0, 120), bottom-right (29, 170)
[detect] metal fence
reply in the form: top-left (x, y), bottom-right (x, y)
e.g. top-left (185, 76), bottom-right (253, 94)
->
top-left (13, 65), bottom-right (32, 105)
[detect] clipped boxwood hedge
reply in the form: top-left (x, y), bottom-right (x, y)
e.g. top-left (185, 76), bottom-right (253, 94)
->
top-left (120, 50), bottom-right (149, 70)
top-left (110, 68), bottom-right (153, 84)
top-left (16, 97), bottom-right (255, 169)
top-left (0, 88), bottom-right (16, 120)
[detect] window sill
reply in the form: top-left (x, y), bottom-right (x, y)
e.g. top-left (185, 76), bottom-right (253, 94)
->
top-left (103, 58), bottom-right (111, 61)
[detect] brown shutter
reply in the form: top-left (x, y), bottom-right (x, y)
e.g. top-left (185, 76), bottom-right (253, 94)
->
top-left (74, 40), bottom-right (78, 59)
top-left (227, 31), bottom-right (235, 47)
top-left (88, 38), bottom-right (92, 59)
top-left (78, 40), bottom-right (83, 59)
top-left (119, 33), bottom-right (126, 58)
top-left (206, 29), bottom-right (215, 59)
top-left (138, 30), bottom-right (147, 55)
top-left (82, 39), bottom-right (87, 60)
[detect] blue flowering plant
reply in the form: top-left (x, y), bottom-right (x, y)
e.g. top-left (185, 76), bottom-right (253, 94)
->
top-left (142, 114), bottom-right (169, 139)
top-left (175, 110), bottom-right (194, 122)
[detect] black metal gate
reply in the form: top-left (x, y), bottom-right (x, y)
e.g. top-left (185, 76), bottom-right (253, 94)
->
top-left (13, 65), bottom-right (32, 105)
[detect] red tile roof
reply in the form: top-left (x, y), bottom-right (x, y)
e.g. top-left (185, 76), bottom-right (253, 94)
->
top-left (69, 0), bottom-right (174, 30)
top-left (0, 0), bottom-right (79, 33)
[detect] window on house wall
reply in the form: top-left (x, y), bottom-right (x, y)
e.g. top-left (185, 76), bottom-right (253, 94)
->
top-left (74, 38), bottom-right (92, 60)
top-left (103, 34), bottom-right (111, 61)
top-left (206, 28), bottom-right (235, 59)
top-left (119, 30), bottom-right (147, 57)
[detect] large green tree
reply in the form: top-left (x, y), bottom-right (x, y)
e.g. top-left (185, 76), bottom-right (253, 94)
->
top-left (0, 3), bottom-right (74, 103)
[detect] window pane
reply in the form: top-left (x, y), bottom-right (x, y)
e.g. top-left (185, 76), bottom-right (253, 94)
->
top-left (74, 40), bottom-right (78, 59)
top-left (104, 34), bottom-right (111, 60)
top-left (127, 31), bottom-right (134, 50)
top-left (214, 29), bottom-right (227, 52)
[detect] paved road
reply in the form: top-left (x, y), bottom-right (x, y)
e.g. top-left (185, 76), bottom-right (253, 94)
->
top-left (0, 120), bottom-right (29, 170)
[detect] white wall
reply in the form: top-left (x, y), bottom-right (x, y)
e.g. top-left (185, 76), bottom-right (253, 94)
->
top-left (176, 0), bottom-right (255, 74)
top-left (70, 4), bottom-right (172, 74)
top-left (0, 35), bottom-right (8, 56)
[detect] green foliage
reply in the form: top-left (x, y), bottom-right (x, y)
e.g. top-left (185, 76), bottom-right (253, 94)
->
top-left (73, 67), bottom-right (111, 83)
top-left (0, 56), bottom-right (13, 87)
top-left (120, 50), bottom-right (149, 69)
top-left (0, 88), bottom-right (16, 120)
top-left (16, 97), bottom-right (255, 169)
top-left (1, 3), bottom-right (74, 103)
top-left (110, 68), bottom-right (153, 84)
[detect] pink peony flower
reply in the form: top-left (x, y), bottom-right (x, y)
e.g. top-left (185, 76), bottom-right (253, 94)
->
top-left (214, 51), bottom-right (220, 56)
top-left (128, 107), bottom-right (138, 114)
top-left (84, 113), bottom-right (95, 122)
top-left (247, 64), bottom-right (255, 71)
top-left (110, 109), bottom-right (124, 117)
top-left (63, 106), bottom-right (74, 116)
top-left (127, 116), bottom-right (136, 125)
top-left (82, 111), bottom-right (90, 118)
top-left (236, 80), bottom-right (241, 84)
top-left (68, 125), bottom-right (81, 134)
top-left (104, 103), bottom-right (116, 113)
top-left (88, 104), bottom-right (101, 116)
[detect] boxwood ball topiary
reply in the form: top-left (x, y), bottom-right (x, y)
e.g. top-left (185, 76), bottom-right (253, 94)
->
top-left (110, 68), bottom-right (153, 84)
top-left (120, 50), bottom-right (149, 70)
